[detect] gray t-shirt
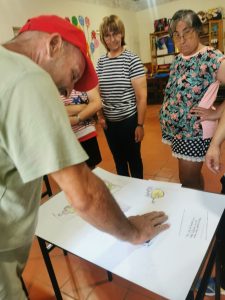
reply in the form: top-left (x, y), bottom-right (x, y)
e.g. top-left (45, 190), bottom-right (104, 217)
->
top-left (0, 46), bottom-right (88, 251)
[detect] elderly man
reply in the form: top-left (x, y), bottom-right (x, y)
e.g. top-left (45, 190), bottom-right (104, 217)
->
top-left (0, 15), bottom-right (169, 299)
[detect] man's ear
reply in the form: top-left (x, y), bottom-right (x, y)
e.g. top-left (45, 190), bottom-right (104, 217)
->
top-left (47, 33), bottom-right (63, 58)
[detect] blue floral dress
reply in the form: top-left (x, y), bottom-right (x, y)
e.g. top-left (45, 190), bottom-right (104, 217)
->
top-left (160, 47), bottom-right (225, 161)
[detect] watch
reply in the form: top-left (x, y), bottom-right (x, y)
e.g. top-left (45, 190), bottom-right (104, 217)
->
top-left (137, 123), bottom-right (144, 127)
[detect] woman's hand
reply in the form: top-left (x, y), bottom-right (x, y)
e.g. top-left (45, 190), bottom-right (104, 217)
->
top-left (205, 143), bottom-right (222, 174)
top-left (190, 106), bottom-right (219, 123)
top-left (135, 126), bottom-right (144, 142)
top-left (98, 115), bottom-right (107, 129)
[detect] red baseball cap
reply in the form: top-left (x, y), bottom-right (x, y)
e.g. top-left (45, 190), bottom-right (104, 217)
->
top-left (19, 15), bottom-right (98, 91)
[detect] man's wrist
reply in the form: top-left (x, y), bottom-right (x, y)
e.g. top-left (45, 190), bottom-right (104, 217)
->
top-left (137, 123), bottom-right (144, 127)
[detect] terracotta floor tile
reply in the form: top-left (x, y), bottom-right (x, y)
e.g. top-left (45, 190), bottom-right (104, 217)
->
top-left (87, 281), bottom-right (128, 300)
top-left (24, 279), bottom-right (57, 300)
top-left (152, 175), bottom-right (171, 182)
top-left (169, 175), bottom-right (180, 183)
top-left (125, 289), bottom-right (164, 300)
top-left (23, 104), bottom-right (225, 299)
top-left (61, 263), bottom-right (111, 300)
top-left (110, 274), bottom-right (131, 289)
top-left (155, 167), bottom-right (175, 179)
top-left (36, 253), bottom-right (73, 287)
top-left (126, 282), bottom-right (167, 300)
top-left (24, 246), bottom-right (73, 289)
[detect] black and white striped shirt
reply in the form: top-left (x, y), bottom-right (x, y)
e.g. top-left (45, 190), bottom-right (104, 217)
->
top-left (96, 49), bottom-right (145, 122)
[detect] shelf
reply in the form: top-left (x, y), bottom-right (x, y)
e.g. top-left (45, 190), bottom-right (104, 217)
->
top-left (151, 30), bottom-right (169, 36)
top-left (200, 19), bottom-right (223, 52)
top-left (152, 52), bottom-right (179, 58)
top-left (150, 19), bottom-right (224, 76)
top-left (200, 34), bottom-right (209, 38)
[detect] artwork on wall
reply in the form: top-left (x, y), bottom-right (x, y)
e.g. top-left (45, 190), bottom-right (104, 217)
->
top-left (13, 15), bottom-right (100, 62)
top-left (68, 15), bottom-right (100, 60)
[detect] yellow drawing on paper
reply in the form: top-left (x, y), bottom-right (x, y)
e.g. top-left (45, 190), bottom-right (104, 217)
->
top-left (104, 180), bottom-right (123, 194)
top-left (59, 205), bottom-right (75, 216)
top-left (52, 205), bottom-right (77, 222)
top-left (151, 189), bottom-right (164, 203)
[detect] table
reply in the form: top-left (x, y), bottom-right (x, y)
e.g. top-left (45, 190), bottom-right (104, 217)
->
top-left (36, 168), bottom-right (225, 299)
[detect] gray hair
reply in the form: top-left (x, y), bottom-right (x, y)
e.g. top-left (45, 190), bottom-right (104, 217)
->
top-left (169, 9), bottom-right (202, 35)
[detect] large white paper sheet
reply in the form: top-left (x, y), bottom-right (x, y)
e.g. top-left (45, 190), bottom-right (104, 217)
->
top-left (36, 168), bottom-right (225, 300)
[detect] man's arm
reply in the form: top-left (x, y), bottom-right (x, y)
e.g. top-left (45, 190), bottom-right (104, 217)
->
top-left (50, 163), bottom-right (169, 244)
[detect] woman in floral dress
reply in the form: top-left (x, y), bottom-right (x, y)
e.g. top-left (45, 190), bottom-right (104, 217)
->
top-left (160, 9), bottom-right (225, 190)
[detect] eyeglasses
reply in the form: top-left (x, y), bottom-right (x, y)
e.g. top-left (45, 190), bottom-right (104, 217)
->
top-left (172, 28), bottom-right (194, 43)
top-left (103, 32), bottom-right (121, 41)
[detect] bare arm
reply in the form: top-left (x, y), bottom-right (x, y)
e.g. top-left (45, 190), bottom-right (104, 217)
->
top-left (131, 75), bottom-right (147, 142)
top-left (50, 163), bottom-right (169, 244)
top-left (205, 106), bottom-right (225, 173)
top-left (205, 59), bottom-right (225, 173)
top-left (66, 104), bottom-right (86, 116)
top-left (66, 85), bottom-right (102, 125)
top-left (96, 85), bottom-right (107, 129)
top-left (190, 101), bottom-right (225, 122)
top-left (216, 59), bottom-right (225, 84)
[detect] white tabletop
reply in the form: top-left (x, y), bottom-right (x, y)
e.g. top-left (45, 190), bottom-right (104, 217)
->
top-left (36, 168), bottom-right (225, 300)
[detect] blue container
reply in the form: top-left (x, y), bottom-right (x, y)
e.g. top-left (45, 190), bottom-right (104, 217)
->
top-left (166, 37), bottom-right (175, 54)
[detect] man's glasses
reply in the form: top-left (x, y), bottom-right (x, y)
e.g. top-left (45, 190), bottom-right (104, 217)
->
top-left (172, 28), bottom-right (194, 43)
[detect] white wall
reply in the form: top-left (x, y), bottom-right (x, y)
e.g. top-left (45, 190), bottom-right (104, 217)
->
top-left (0, 0), bottom-right (224, 65)
top-left (0, 0), bottom-right (138, 66)
top-left (136, 0), bottom-right (225, 63)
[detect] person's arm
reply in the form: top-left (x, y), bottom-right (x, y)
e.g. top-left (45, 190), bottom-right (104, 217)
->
top-left (190, 101), bottom-right (225, 122)
top-left (205, 106), bottom-right (225, 173)
top-left (50, 163), bottom-right (169, 244)
top-left (131, 75), bottom-right (147, 142)
top-left (96, 108), bottom-right (107, 129)
top-left (66, 104), bottom-right (86, 116)
top-left (205, 59), bottom-right (225, 173)
top-left (96, 85), bottom-right (107, 129)
top-left (67, 86), bottom-right (102, 126)
top-left (216, 59), bottom-right (225, 84)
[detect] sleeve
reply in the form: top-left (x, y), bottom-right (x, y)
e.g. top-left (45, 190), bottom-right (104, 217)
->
top-left (206, 49), bottom-right (225, 76)
top-left (95, 58), bottom-right (101, 76)
top-left (129, 53), bottom-right (145, 79)
top-left (2, 70), bottom-right (88, 183)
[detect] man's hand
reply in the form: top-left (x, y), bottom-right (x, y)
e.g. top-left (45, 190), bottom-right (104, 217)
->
top-left (128, 211), bottom-right (169, 244)
top-left (51, 164), bottom-right (169, 245)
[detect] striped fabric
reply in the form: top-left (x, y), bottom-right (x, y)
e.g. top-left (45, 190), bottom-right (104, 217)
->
top-left (96, 49), bottom-right (145, 122)
top-left (61, 90), bottom-right (96, 142)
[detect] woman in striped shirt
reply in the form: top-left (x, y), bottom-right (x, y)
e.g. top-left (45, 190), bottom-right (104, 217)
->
top-left (96, 15), bottom-right (147, 179)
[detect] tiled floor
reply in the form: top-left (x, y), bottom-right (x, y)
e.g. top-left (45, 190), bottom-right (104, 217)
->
top-left (23, 104), bottom-right (225, 299)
